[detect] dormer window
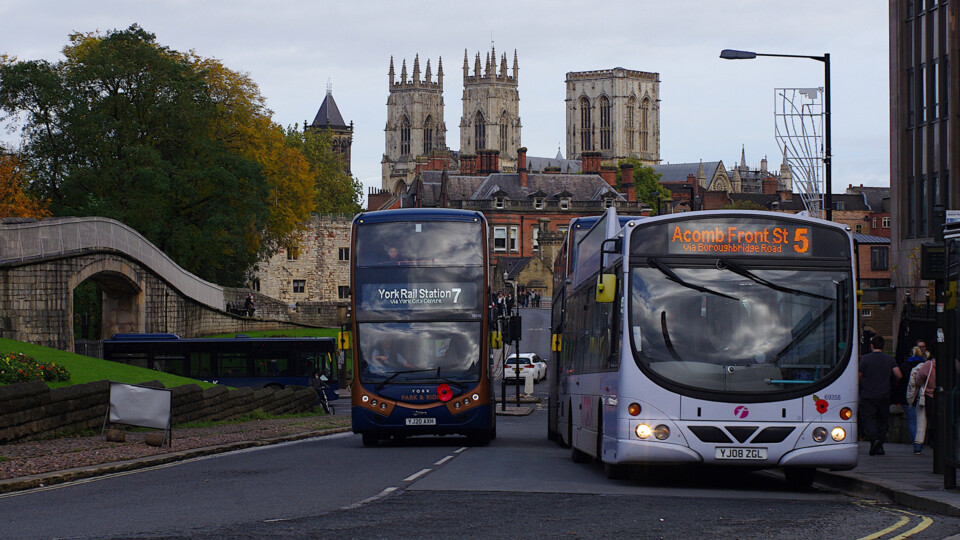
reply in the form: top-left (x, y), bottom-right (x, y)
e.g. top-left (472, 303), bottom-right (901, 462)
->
top-left (604, 199), bottom-right (614, 208)
top-left (559, 197), bottom-right (571, 210)
top-left (495, 197), bottom-right (505, 209)
top-left (534, 197), bottom-right (544, 210)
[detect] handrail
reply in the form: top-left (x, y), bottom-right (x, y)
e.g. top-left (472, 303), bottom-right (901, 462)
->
top-left (0, 217), bottom-right (225, 310)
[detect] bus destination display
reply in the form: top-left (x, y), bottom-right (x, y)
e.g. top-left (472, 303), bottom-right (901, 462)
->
top-left (360, 283), bottom-right (478, 310)
top-left (668, 223), bottom-right (811, 256)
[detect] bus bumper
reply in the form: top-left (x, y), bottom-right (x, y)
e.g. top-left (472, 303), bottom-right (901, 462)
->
top-left (352, 404), bottom-right (493, 436)
top-left (610, 439), bottom-right (703, 465)
top-left (778, 443), bottom-right (859, 470)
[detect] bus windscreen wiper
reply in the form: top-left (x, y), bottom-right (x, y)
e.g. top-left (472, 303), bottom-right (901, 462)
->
top-left (717, 259), bottom-right (832, 301)
top-left (648, 258), bottom-right (739, 301)
top-left (376, 368), bottom-right (434, 392)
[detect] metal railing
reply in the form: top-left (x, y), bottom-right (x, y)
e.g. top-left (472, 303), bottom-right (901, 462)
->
top-left (0, 217), bottom-right (225, 310)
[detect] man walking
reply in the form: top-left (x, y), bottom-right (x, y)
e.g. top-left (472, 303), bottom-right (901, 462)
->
top-left (859, 335), bottom-right (901, 455)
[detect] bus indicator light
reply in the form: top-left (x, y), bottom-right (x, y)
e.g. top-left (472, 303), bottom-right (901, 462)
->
top-left (627, 403), bottom-right (641, 416)
top-left (839, 407), bottom-right (853, 420)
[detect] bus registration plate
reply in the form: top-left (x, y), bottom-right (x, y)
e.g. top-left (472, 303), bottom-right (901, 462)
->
top-left (715, 447), bottom-right (767, 460)
top-left (405, 418), bottom-right (436, 426)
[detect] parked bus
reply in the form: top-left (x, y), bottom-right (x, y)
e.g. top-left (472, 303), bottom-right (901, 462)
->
top-left (102, 333), bottom-right (339, 400)
top-left (553, 208), bottom-right (858, 487)
top-left (349, 208), bottom-right (496, 446)
top-left (548, 213), bottom-right (641, 441)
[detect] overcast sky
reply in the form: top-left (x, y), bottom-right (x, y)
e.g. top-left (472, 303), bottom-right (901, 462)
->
top-left (1, 1), bottom-right (889, 201)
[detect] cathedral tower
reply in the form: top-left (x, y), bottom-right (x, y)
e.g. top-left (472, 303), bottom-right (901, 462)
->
top-left (382, 54), bottom-right (447, 194)
top-left (565, 68), bottom-right (660, 164)
top-left (459, 46), bottom-right (521, 172)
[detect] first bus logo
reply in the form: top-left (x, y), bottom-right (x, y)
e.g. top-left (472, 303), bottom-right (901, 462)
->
top-left (734, 406), bottom-right (749, 418)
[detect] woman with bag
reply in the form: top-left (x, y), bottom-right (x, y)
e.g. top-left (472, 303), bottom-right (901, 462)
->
top-left (911, 357), bottom-right (936, 454)
top-left (898, 344), bottom-right (927, 447)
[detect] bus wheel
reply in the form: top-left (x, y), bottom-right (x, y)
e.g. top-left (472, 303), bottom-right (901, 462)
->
top-left (571, 445), bottom-right (592, 464)
top-left (361, 433), bottom-right (379, 447)
top-left (783, 467), bottom-right (816, 490)
top-left (467, 432), bottom-right (491, 446)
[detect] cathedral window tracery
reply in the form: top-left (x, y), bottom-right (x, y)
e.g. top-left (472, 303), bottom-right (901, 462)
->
top-left (499, 111), bottom-right (509, 154)
top-left (475, 111), bottom-right (486, 150)
top-left (599, 96), bottom-right (611, 151)
top-left (579, 97), bottom-right (592, 151)
top-left (424, 115), bottom-right (433, 155)
top-left (626, 96), bottom-right (637, 153)
top-left (400, 116), bottom-right (411, 156)
top-left (641, 98), bottom-right (650, 153)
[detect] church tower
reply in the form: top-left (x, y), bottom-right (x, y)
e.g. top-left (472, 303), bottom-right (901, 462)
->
top-left (565, 68), bottom-right (660, 164)
top-left (382, 54), bottom-right (447, 194)
top-left (307, 83), bottom-right (353, 174)
top-left (459, 46), bottom-right (521, 172)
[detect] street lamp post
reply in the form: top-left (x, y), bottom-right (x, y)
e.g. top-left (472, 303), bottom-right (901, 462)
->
top-left (720, 49), bottom-right (831, 221)
top-left (503, 272), bottom-right (522, 407)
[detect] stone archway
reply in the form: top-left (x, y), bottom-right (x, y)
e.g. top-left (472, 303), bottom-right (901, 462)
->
top-left (68, 258), bottom-right (146, 348)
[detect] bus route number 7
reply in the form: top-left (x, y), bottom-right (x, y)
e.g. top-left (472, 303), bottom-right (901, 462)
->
top-left (452, 288), bottom-right (461, 303)
top-left (792, 228), bottom-right (809, 254)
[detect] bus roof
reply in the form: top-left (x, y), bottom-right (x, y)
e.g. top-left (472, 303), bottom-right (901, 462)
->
top-left (355, 208), bottom-right (486, 224)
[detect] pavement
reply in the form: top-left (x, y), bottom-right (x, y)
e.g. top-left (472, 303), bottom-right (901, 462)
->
top-left (2, 391), bottom-right (959, 519)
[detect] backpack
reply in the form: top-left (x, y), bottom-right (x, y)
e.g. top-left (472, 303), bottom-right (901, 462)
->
top-left (905, 364), bottom-right (922, 406)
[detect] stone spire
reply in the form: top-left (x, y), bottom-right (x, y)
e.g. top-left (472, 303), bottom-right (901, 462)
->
top-left (463, 49), bottom-right (469, 77)
top-left (500, 53), bottom-right (507, 81)
top-left (740, 145), bottom-right (746, 169)
top-left (474, 53), bottom-right (481, 77)
top-left (413, 54), bottom-right (420, 85)
top-left (696, 160), bottom-right (706, 188)
top-left (485, 52), bottom-right (491, 78)
top-left (437, 57), bottom-right (443, 88)
top-left (389, 56), bottom-right (395, 86)
top-left (491, 43), bottom-right (496, 75)
top-left (400, 58), bottom-right (407, 84)
top-left (425, 58), bottom-right (432, 84)
top-left (512, 50), bottom-right (518, 80)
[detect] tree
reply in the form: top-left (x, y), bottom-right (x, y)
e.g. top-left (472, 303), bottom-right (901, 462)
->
top-left (285, 127), bottom-right (363, 215)
top-left (0, 25), bottom-right (271, 285)
top-left (722, 199), bottom-right (767, 211)
top-left (617, 158), bottom-right (670, 215)
top-left (0, 149), bottom-right (49, 218)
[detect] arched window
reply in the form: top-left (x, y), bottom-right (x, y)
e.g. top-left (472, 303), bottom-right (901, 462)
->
top-left (499, 111), bottom-right (509, 154)
top-left (423, 115), bottom-right (433, 155)
top-left (599, 96), bottom-right (611, 151)
top-left (641, 98), bottom-right (651, 153)
top-left (579, 97), bottom-right (592, 151)
top-left (400, 116), bottom-right (411, 156)
top-left (626, 96), bottom-right (637, 152)
top-left (475, 111), bottom-right (486, 150)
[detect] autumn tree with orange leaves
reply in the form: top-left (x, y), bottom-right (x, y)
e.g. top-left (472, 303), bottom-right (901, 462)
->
top-left (0, 150), bottom-right (49, 218)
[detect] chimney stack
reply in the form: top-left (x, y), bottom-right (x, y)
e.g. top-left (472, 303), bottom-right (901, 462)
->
top-left (518, 147), bottom-right (528, 187)
top-left (621, 164), bottom-right (636, 202)
top-left (582, 151), bottom-right (602, 175)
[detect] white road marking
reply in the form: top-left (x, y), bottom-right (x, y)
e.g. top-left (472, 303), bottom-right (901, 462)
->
top-left (434, 455), bottom-right (454, 466)
top-left (454, 447), bottom-right (469, 454)
top-left (341, 487), bottom-right (398, 510)
top-left (403, 468), bottom-right (432, 482)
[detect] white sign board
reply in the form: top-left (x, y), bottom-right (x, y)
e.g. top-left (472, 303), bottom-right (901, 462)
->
top-left (108, 382), bottom-right (172, 429)
top-left (946, 210), bottom-right (960, 224)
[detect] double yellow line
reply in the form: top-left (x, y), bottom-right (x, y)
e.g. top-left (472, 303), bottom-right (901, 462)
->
top-left (855, 500), bottom-right (934, 539)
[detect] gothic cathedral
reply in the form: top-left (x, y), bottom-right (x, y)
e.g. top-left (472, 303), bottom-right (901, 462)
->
top-left (565, 68), bottom-right (660, 164)
top-left (381, 55), bottom-right (447, 194)
top-left (459, 46), bottom-right (521, 172)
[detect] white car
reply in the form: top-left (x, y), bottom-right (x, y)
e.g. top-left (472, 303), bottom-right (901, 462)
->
top-left (505, 353), bottom-right (546, 382)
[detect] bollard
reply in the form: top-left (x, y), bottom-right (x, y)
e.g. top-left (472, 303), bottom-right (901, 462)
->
top-left (144, 433), bottom-right (166, 447)
top-left (524, 373), bottom-right (534, 397)
top-left (104, 429), bottom-right (125, 442)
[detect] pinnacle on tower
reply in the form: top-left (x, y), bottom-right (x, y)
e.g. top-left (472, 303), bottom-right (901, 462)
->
top-left (425, 58), bottom-right (432, 84)
top-left (474, 53), bottom-right (481, 77)
top-left (512, 50), bottom-right (518, 80)
top-left (413, 54), bottom-right (421, 85)
top-left (437, 57), bottom-right (443, 87)
top-left (400, 58), bottom-right (408, 84)
top-left (463, 49), bottom-right (469, 77)
top-left (740, 145), bottom-right (746, 169)
top-left (500, 53), bottom-right (507, 81)
top-left (389, 56), bottom-right (395, 86)
top-left (485, 52), bottom-right (491, 78)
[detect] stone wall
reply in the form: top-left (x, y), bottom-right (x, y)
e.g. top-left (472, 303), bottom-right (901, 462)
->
top-left (0, 380), bottom-right (319, 444)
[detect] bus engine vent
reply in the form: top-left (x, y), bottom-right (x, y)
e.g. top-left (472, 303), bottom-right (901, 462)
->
top-left (749, 427), bottom-right (795, 444)
top-left (725, 426), bottom-right (758, 443)
top-left (688, 426), bottom-right (732, 443)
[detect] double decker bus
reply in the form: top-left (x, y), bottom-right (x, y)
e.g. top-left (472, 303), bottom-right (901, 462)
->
top-left (553, 208), bottom-right (858, 487)
top-left (548, 213), bottom-right (641, 441)
top-left (102, 333), bottom-right (339, 400)
top-left (349, 209), bottom-right (496, 446)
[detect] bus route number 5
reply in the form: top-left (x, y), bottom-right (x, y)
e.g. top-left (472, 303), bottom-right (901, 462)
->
top-left (792, 228), bottom-right (809, 254)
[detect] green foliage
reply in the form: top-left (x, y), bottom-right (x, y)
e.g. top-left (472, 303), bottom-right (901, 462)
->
top-left (285, 127), bottom-right (363, 215)
top-left (0, 351), bottom-right (70, 384)
top-left (72, 280), bottom-right (102, 339)
top-left (0, 338), bottom-right (217, 389)
top-left (722, 199), bottom-right (768, 211)
top-left (617, 158), bottom-right (670, 215)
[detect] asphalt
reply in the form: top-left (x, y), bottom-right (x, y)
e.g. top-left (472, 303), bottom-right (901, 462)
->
top-left (2, 395), bottom-right (958, 519)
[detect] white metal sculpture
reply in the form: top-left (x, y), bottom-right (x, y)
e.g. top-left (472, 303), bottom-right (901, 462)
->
top-left (775, 88), bottom-right (824, 218)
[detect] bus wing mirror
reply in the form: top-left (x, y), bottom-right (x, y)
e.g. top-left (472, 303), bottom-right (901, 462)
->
top-left (337, 331), bottom-right (351, 350)
top-left (552, 333), bottom-right (562, 352)
top-left (491, 331), bottom-right (503, 349)
top-left (596, 274), bottom-right (616, 303)
top-left (601, 238), bottom-right (621, 254)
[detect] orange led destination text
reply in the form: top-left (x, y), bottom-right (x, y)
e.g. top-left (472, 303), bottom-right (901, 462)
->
top-left (670, 225), bottom-right (809, 255)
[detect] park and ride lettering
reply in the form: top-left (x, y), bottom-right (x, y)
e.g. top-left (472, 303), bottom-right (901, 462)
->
top-left (669, 225), bottom-right (809, 255)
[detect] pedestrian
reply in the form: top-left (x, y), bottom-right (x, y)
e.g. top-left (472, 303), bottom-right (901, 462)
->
top-left (910, 356), bottom-right (936, 454)
top-left (858, 334), bottom-right (901, 456)
top-left (244, 293), bottom-right (256, 317)
top-left (895, 341), bottom-right (928, 448)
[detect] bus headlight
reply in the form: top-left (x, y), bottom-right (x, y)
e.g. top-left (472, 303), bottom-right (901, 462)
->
top-left (839, 407), bottom-right (853, 420)
top-left (831, 427), bottom-right (846, 442)
top-left (812, 427), bottom-right (827, 443)
top-left (653, 425), bottom-right (670, 440)
top-left (627, 403), bottom-right (641, 416)
top-left (635, 424), bottom-right (652, 439)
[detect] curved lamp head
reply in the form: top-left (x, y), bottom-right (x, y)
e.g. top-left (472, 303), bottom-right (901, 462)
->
top-left (720, 49), bottom-right (757, 60)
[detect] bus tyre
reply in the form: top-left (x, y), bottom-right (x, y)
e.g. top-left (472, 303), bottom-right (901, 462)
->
top-left (783, 467), bottom-right (816, 490)
top-left (468, 432), bottom-right (491, 446)
top-left (362, 433), bottom-right (378, 447)
top-left (604, 462), bottom-right (626, 480)
top-left (571, 445), bottom-right (592, 464)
